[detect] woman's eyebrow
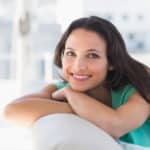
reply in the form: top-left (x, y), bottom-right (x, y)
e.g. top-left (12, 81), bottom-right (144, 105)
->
top-left (65, 47), bottom-right (75, 50)
top-left (87, 49), bottom-right (101, 53)
top-left (65, 47), bottom-right (101, 53)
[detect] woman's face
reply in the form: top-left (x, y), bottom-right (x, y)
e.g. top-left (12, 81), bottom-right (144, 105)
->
top-left (62, 28), bottom-right (111, 92)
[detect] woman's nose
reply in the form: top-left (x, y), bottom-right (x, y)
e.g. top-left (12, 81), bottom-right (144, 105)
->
top-left (73, 58), bottom-right (87, 71)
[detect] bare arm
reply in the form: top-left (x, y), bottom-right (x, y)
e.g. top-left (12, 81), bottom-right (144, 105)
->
top-left (3, 84), bottom-right (73, 127)
top-left (52, 87), bottom-right (150, 139)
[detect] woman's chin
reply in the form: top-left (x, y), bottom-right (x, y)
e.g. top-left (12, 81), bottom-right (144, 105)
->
top-left (70, 85), bottom-right (90, 92)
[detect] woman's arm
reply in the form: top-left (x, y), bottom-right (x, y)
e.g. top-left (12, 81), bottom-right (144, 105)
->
top-left (3, 84), bottom-right (74, 127)
top-left (52, 87), bottom-right (150, 139)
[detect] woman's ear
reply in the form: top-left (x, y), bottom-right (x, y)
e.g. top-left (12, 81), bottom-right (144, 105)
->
top-left (108, 65), bottom-right (114, 71)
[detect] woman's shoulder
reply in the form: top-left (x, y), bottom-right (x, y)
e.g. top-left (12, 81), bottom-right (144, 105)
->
top-left (112, 84), bottom-right (136, 97)
top-left (111, 84), bottom-right (137, 108)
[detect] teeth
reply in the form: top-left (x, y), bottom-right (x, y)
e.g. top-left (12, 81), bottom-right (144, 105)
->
top-left (73, 74), bottom-right (90, 79)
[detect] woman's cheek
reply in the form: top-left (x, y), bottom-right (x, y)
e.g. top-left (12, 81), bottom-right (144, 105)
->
top-left (62, 63), bottom-right (70, 80)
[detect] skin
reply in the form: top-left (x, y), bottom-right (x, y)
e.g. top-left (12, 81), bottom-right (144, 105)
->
top-left (3, 29), bottom-right (150, 139)
top-left (62, 29), bottom-right (112, 92)
top-left (3, 84), bottom-right (74, 126)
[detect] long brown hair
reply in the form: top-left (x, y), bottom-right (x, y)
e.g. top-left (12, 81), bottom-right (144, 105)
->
top-left (53, 16), bottom-right (150, 103)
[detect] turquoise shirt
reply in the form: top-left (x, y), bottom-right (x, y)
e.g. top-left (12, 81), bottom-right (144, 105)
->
top-left (112, 84), bottom-right (150, 147)
top-left (54, 82), bottom-right (150, 147)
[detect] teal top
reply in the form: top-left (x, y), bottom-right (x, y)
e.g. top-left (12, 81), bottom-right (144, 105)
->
top-left (54, 82), bottom-right (150, 147)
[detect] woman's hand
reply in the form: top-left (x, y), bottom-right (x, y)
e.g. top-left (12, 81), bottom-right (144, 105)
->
top-left (52, 87), bottom-right (73, 102)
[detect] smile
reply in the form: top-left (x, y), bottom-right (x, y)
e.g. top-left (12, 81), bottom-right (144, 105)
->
top-left (70, 73), bottom-right (92, 81)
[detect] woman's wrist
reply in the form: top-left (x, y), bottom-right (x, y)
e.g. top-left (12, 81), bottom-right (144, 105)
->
top-left (64, 87), bottom-right (79, 98)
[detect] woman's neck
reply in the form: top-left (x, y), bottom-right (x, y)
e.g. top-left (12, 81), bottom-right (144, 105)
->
top-left (86, 85), bottom-right (112, 107)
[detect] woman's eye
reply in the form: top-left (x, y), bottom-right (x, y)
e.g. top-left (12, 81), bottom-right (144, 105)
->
top-left (88, 53), bottom-right (99, 58)
top-left (65, 51), bottom-right (75, 56)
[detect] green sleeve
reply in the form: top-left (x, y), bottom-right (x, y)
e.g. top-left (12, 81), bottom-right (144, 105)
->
top-left (54, 82), bottom-right (69, 90)
top-left (112, 84), bottom-right (136, 109)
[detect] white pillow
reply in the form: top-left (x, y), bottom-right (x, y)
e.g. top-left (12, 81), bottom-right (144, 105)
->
top-left (31, 113), bottom-right (123, 150)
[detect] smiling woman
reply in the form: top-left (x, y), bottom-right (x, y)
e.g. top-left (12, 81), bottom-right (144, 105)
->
top-left (61, 28), bottom-right (111, 91)
top-left (3, 16), bottom-right (150, 150)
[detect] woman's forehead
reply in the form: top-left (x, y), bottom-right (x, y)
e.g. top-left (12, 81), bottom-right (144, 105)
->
top-left (65, 29), bottom-right (107, 52)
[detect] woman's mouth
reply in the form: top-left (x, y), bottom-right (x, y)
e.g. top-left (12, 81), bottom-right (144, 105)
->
top-left (70, 73), bottom-right (92, 81)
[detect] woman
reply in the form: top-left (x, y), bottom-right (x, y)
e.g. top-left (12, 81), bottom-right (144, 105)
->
top-left (4, 16), bottom-right (150, 150)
